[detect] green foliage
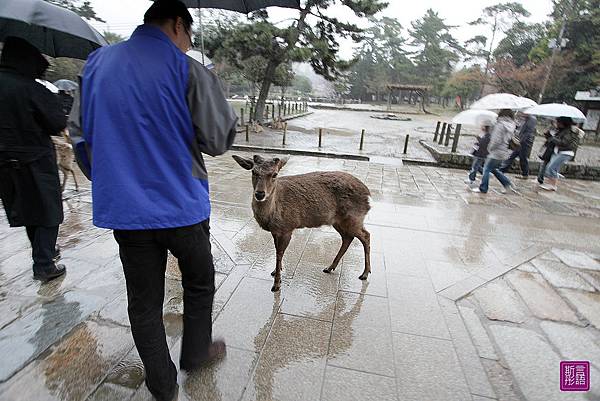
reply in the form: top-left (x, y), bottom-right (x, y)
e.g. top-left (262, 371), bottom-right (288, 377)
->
top-left (45, 57), bottom-right (84, 82)
top-left (292, 75), bottom-right (312, 95)
top-left (409, 9), bottom-right (462, 95)
top-left (442, 67), bottom-right (483, 107)
top-left (44, 0), bottom-right (104, 22)
top-left (493, 22), bottom-right (545, 66)
top-left (102, 31), bottom-right (125, 45)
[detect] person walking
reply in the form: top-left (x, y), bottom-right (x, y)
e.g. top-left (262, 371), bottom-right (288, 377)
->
top-left (499, 112), bottom-right (537, 179)
top-left (76, 1), bottom-right (237, 399)
top-left (0, 37), bottom-right (67, 282)
top-left (464, 122), bottom-right (492, 185)
top-left (539, 117), bottom-right (582, 191)
top-left (470, 109), bottom-right (517, 194)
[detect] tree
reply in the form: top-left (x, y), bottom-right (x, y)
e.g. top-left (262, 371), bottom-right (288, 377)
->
top-left (493, 22), bottom-right (545, 66)
top-left (442, 67), bottom-right (483, 109)
top-left (292, 75), bottom-right (312, 95)
top-left (45, 0), bottom-right (104, 22)
top-left (45, 58), bottom-right (85, 82)
top-left (212, 1), bottom-right (387, 122)
top-left (409, 9), bottom-right (462, 96)
top-left (469, 2), bottom-right (530, 81)
top-left (103, 31), bottom-right (125, 45)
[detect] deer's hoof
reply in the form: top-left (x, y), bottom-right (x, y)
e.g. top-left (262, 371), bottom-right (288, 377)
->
top-left (271, 270), bottom-right (276, 277)
top-left (271, 284), bottom-right (280, 292)
top-left (323, 268), bottom-right (331, 274)
top-left (358, 273), bottom-right (368, 280)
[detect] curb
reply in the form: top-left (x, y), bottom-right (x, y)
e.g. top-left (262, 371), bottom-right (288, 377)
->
top-left (231, 144), bottom-right (370, 161)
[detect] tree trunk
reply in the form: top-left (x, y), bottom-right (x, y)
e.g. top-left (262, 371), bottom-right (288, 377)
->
top-left (254, 62), bottom-right (279, 123)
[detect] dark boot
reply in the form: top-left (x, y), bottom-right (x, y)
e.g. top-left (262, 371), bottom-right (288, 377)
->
top-left (33, 263), bottom-right (66, 282)
top-left (180, 340), bottom-right (227, 372)
top-left (53, 245), bottom-right (61, 262)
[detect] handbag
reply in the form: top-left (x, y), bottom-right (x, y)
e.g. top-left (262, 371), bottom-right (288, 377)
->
top-left (508, 135), bottom-right (520, 151)
top-left (538, 141), bottom-right (554, 162)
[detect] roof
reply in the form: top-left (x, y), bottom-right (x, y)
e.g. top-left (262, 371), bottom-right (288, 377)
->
top-left (575, 90), bottom-right (600, 102)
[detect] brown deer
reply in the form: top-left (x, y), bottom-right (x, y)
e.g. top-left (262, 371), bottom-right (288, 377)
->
top-left (51, 129), bottom-right (79, 192)
top-left (233, 154), bottom-right (371, 292)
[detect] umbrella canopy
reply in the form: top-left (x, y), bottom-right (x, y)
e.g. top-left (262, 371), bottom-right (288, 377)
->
top-left (0, 0), bottom-right (108, 60)
top-left (470, 93), bottom-right (537, 111)
top-left (53, 79), bottom-right (78, 91)
top-left (452, 109), bottom-right (497, 126)
top-left (524, 103), bottom-right (586, 122)
top-left (36, 79), bottom-right (59, 93)
top-left (187, 49), bottom-right (214, 69)
top-left (161, 0), bottom-right (300, 12)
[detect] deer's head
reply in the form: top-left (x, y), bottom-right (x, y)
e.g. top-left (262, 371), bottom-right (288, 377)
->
top-left (233, 155), bottom-right (288, 202)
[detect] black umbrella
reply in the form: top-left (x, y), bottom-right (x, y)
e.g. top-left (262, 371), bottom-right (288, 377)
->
top-left (0, 0), bottom-right (108, 60)
top-left (153, 0), bottom-right (300, 63)
top-left (53, 79), bottom-right (79, 91)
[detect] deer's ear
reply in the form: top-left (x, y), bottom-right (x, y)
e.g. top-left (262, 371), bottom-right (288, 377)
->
top-left (253, 154), bottom-right (265, 164)
top-left (232, 155), bottom-right (254, 170)
top-left (275, 156), bottom-right (289, 170)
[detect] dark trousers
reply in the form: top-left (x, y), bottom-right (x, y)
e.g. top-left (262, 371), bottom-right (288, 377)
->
top-left (25, 225), bottom-right (58, 271)
top-left (113, 220), bottom-right (215, 401)
top-left (499, 142), bottom-right (532, 176)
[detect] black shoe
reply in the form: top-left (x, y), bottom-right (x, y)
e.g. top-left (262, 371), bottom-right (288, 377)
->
top-left (33, 263), bottom-right (66, 282)
top-left (180, 340), bottom-right (227, 372)
top-left (53, 246), bottom-right (61, 262)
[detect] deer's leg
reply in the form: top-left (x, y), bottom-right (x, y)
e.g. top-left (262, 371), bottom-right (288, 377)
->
top-left (324, 224), bottom-right (353, 274)
top-left (60, 169), bottom-right (67, 192)
top-left (71, 169), bottom-right (79, 191)
top-left (356, 227), bottom-right (371, 280)
top-left (272, 232), bottom-right (291, 292)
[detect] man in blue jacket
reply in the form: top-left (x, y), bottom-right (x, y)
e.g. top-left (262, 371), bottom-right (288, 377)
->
top-left (78, 1), bottom-right (237, 399)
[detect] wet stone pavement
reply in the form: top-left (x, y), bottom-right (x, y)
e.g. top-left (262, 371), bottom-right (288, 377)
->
top-left (1, 153), bottom-right (600, 401)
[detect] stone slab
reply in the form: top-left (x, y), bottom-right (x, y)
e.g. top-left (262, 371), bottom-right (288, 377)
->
top-left (473, 279), bottom-right (528, 324)
top-left (551, 248), bottom-right (600, 271)
top-left (540, 321), bottom-right (600, 370)
top-left (559, 289), bottom-right (600, 329)
top-left (321, 366), bottom-right (397, 401)
top-left (459, 306), bottom-right (498, 361)
top-left (531, 258), bottom-right (595, 292)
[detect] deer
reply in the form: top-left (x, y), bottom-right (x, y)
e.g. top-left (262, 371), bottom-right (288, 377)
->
top-left (233, 154), bottom-right (371, 292)
top-left (51, 129), bottom-right (79, 192)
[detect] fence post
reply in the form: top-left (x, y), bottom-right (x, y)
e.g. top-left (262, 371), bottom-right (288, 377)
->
top-left (444, 124), bottom-right (452, 146)
top-left (245, 124), bottom-right (249, 142)
top-left (438, 122), bottom-right (447, 145)
top-left (265, 105), bottom-right (269, 120)
top-left (433, 121), bottom-right (441, 142)
top-left (249, 105), bottom-right (254, 122)
top-left (240, 108), bottom-right (245, 126)
top-left (283, 122), bottom-right (287, 145)
top-left (359, 129), bottom-right (365, 150)
top-left (278, 104), bottom-right (281, 118)
top-left (451, 124), bottom-right (461, 153)
top-left (403, 134), bottom-right (410, 154)
top-left (318, 128), bottom-right (323, 148)
top-left (272, 104), bottom-right (275, 120)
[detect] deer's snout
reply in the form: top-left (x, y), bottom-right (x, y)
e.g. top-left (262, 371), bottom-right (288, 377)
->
top-left (254, 191), bottom-right (266, 201)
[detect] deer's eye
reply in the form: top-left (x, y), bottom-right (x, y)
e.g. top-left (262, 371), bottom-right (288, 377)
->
top-left (272, 173), bottom-right (278, 178)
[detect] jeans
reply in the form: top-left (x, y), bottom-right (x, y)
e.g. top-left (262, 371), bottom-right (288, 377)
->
top-left (113, 220), bottom-right (215, 401)
top-left (544, 153), bottom-right (572, 179)
top-left (25, 225), bottom-right (59, 271)
top-left (468, 157), bottom-right (485, 182)
top-left (479, 158), bottom-right (512, 193)
top-left (499, 142), bottom-right (532, 176)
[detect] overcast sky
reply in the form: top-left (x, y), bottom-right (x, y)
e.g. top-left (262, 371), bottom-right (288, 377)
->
top-left (88, 0), bottom-right (554, 59)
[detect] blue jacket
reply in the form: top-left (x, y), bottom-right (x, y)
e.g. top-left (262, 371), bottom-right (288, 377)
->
top-left (79, 25), bottom-right (237, 230)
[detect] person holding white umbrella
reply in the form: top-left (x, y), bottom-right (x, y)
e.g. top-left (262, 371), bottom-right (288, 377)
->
top-left (470, 109), bottom-right (518, 194)
top-left (499, 112), bottom-right (537, 179)
top-left (538, 116), bottom-right (582, 191)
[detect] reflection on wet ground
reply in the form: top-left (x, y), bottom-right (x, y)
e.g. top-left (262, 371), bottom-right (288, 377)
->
top-left (0, 153), bottom-right (599, 400)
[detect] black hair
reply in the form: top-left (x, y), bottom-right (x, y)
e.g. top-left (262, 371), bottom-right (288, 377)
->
top-left (144, 0), bottom-right (193, 30)
top-left (497, 109), bottom-right (515, 119)
top-left (0, 36), bottom-right (49, 79)
top-left (556, 116), bottom-right (574, 127)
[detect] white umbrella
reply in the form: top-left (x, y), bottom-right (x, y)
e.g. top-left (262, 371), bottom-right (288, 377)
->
top-left (452, 109), bottom-right (497, 126)
top-left (524, 103), bottom-right (586, 122)
top-left (36, 79), bottom-right (59, 93)
top-left (187, 49), bottom-right (214, 69)
top-left (470, 93), bottom-right (537, 110)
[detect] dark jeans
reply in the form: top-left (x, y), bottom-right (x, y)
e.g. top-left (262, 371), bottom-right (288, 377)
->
top-left (468, 157), bottom-right (485, 182)
top-left (479, 158), bottom-right (512, 193)
top-left (499, 142), bottom-right (532, 176)
top-left (25, 225), bottom-right (59, 271)
top-left (113, 220), bottom-right (215, 401)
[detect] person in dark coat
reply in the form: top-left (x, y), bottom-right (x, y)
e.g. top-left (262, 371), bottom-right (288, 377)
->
top-left (464, 122), bottom-right (492, 184)
top-left (499, 112), bottom-right (537, 178)
top-left (0, 36), bottom-right (67, 281)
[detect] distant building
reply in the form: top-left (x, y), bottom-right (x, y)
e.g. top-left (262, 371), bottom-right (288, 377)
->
top-left (575, 88), bottom-right (600, 143)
